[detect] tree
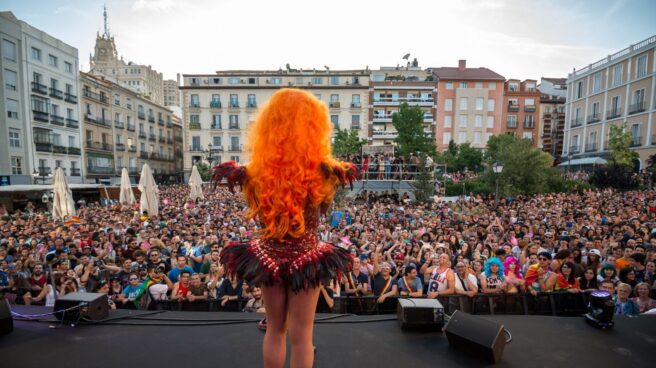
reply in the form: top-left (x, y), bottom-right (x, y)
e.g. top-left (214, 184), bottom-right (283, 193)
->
top-left (332, 128), bottom-right (366, 157)
top-left (196, 162), bottom-right (211, 182)
top-left (392, 103), bottom-right (436, 161)
top-left (484, 134), bottom-right (555, 195)
top-left (608, 123), bottom-right (639, 169)
top-left (412, 155), bottom-right (435, 204)
top-left (455, 142), bottom-right (483, 172)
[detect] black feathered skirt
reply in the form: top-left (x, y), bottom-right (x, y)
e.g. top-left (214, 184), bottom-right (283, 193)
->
top-left (220, 237), bottom-right (352, 293)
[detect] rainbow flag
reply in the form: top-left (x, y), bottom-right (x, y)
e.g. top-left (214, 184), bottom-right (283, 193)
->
top-left (64, 215), bottom-right (81, 227)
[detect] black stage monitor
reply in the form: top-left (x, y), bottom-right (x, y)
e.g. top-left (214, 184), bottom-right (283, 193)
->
top-left (444, 310), bottom-right (506, 363)
top-left (54, 292), bottom-right (109, 322)
top-left (397, 298), bottom-right (445, 331)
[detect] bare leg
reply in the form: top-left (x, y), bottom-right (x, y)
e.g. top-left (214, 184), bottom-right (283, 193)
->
top-left (287, 287), bottom-right (320, 368)
top-left (262, 284), bottom-right (288, 368)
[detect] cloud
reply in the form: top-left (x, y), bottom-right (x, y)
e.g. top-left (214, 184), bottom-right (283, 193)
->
top-left (131, 0), bottom-right (178, 12)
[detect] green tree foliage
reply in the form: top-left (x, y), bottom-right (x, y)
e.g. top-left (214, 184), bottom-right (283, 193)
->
top-left (590, 163), bottom-right (638, 190)
top-left (392, 103), bottom-right (436, 160)
top-left (442, 141), bottom-right (483, 172)
top-left (413, 155), bottom-right (435, 204)
top-left (196, 162), bottom-right (211, 182)
top-left (608, 123), bottom-right (639, 169)
top-left (484, 134), bottom-right (555, 195)
top-left (332, 128), bottom-right (366, 156)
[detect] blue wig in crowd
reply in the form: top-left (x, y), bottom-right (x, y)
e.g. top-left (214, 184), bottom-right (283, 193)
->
top-left (484, 257), bottom-right (505, 281)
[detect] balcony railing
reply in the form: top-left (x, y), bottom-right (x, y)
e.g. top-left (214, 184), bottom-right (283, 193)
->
top-left (373, 97), bottom-right (433, 105)
top-left (630, 136), bottom-right (642, 147)
top-left (138, 112), bottom-right (145, 120)
top-left (114, 120), bottom-right (124, 129)
top-left (507, 104), bottom-right (520, 112)
top-left (52, 145), bottom-right (67, 154)
top-left (148, 116), bottom-right (155, 123)
top-left (35, 141), bottom-right (52, 152)
top-left (128, 167), bottom-right (139, 175)
top-left (66, 118), bottom-right (79, 129)
top-left (167, 137), bottom-right (173, 144)
top-left (64, 93), bottom-right (77, 104)
top-left (67, 147), bottom-right (81, 155)
top-left (159, 136), bottom-right (166, 143)
top-left (569, 145), bottom-right (581, 154)
top-left (372, 130), bottom-right (399, 139)
top-left (87, 166), bottom-right (115, 175)
top-left (189, 122), bottom-right (201, 130)
top-left (149, 133), bottom-right (156, 141)
top-left (210, 101), bottom-right (221, 109)
top-left (584, 142), bottom-right (598, 152)
top-left (211, 123), bottom-right (222, 130)
top-left (116, 143), bottom-right (125, 151)
top-left (128, 145), bottom-right (137, 152)
top-left (86, 141), bottom-right (113, 151)
top-left (228, 145), bottom-right (243, 152)
top-left (70, 168), bottom-right (81, 176)
top-left (83, 90), bottom-right (109, 104)
top-left (587, 113), bottom-right (600, 124)
top-left (31, 82), bottom-right (48, 95)
top-left (140, 151), bottom-right (149, 159)
top-left (36, 167), bottom-right (52, 176)
top-left (247, 102), bottom-right (257, 108)
top-left (329, 102), bottom-right (341, 108)
top-left (139, 131), bottom-right (147, 139)
top-left (189, 102), bottom-right (200, 108)
top-left (158, 118), bottom-right (165, 126)
top-left (607, 108), bottom-right (622, 119)
top-left (351, 102), bottom-right (362, 108)
top-left (50, 115), bottom-right (65, 126)
top-left (628, 101), bottom-right (645, 115)
top-left (229, 101), bottom-right (239, 108)
top-left (524, 105), bottom-right (536, 112)
top-left (127, 124), bottom-right (136, 132)
top-left (33, 110), bottom-right (49, 122)
top-left (229, 123), bottom-right (239, 130)
top-left (49, 87), bottom-right (63, 99)
top-left (570, 118), bottom-right (582, 128)
top-left (506, 119), bottom-right (517, 128)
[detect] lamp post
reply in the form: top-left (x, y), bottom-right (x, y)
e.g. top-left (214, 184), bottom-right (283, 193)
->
top-left (567, 152), bottom-right (573, 175)
top-left (492, 162), bottom-right (503, 208)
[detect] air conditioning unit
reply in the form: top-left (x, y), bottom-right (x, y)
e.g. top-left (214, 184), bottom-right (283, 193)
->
top-left (266, 79), bottom-right (270, 84)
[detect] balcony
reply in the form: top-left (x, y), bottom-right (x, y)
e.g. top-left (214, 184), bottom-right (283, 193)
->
top-left (67, 147), bottom-right (81, 155)
top-left (569, 145), bottom-right (581, 154)
top-left (585, 142), bottom-right (598, 152)
top-left (127, 124), bottom-right (136, 132)
top-left (166, 121), bottom-right (173, 128)
top-left (175, 136), bottom-right (183, 143)
top-left (116, 143), bottom-right (125, 151)
top-left (86, 141), bottom-right (113, 152)
top-left (66, 118), bottom-right (79, 129)
top-left (652, 134), bottom-right (656, 145)
top-left (189, 122), bottom-right (201, 130)
top-left (158, 118), bottom-right (165, 126)
top-left (373, 97), bottom-right (433, 106)
top-left (372, 130), bottom-right (399, 139)
top-left (190, 146), bottom-right (202, 152)
top-left (140, 151), bottom-right (149, 159)
top-left (139, 131), bottom-right (147, 139)
top-left (189, 102), bottom-right (200, 108)
top-left (148, 116), bottom-right (155, 123)
top-left (228, 145), bottom-right (243, 152)
top-left (228, 102), bottom-right (240, 109)
top-left (372, 114), bottom-right (393, 123)
top-left (329, 102), bottom-right (341, 108)
top-left (49, 87), bottom-right (63, 99)
top-left (210, 101), bottom-right (222, 109)
top-left (36, 167), bottom-right (52, 176)
top-left (83, 90), bottom-right (109, 104)
top-left (70, 168), bottom-right (81, 176)
top-left (628, 101), bottom-right (646, 115)
top-left (33, 110), bottom-right (49, 122)
top-left (211, 123), bottom-right (222, 130)
top-left (138, 112), bottom-right (145, 120)
top-left (50, 115), bottom-right (65, 126)
top-left (35, 141), bottom-right (52, 152)
top-left (506, 119), bottom-right (517, 128)
top-left (247, 101), bottom-right (257, 108)
top-left (524, 105), bottom-right (536, 112)
top-left (149, 133), bottom-right (156, 141)
top-left (150, 152), bottom-right (160, 160)
top-left (210, 146), bottom-right (223, 153)
top-left (65, 93), bottom-right (78, 104)
top-left (630, 136), bottom-right (642, 147)
top-left (607, 108), bottom-right (622, 119)
top-left (52, 145), bottom-right (67, 154)
top-left (523, 120), bottom-right (535, 129)
top-left (167, 137), bottom-right (173, 144)
top-left (31, 82), bottom-right (48, 95)
top-left (115, 120), bottom-right (124, 129)
top-left (507, 104), bottom-right (520, 112)
top-left (229, 123), bottom-right (240, 130)
top-left (128, 167), bottom-right (139, 175)
top-left (159, 136), bottom-right (166, 143)
top-left (570, 118), bottom-right (582, 128)
top-left (87, 166), bottom-right (115, 175)
top-left (351, 102), bottom-right (362, 108)
top-left (587, 113), bottom-right (600, 124)
top-left (128, 145), bottom-right (137, 152)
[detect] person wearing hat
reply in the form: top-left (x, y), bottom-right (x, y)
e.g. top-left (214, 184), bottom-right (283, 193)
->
top-left (524, 251), bottom-right (557, 296)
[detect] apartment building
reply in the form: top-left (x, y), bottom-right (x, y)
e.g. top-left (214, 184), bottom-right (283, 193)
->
top-left (501, 79), bottom-right (541, 146)
top-left (538, 77), bottom-right (567, 159)
top-left (180, 68), bottom-right (369, 178)
top-left (563, 35), bottom-right (655, 170)
top-left (82, 72), bottom-right (183, 184)
top-left (430, 60), bottom-right (505, 150)
top-left (369, 66), bottom-right (437, 146)
top-left (163, 79), bottom-right (180, 107)
top-left (0, 11), bottom-right (82, 185)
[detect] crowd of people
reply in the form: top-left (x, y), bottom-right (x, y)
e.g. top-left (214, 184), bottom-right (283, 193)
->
top-left (1, 184), bottom-right (656, 316)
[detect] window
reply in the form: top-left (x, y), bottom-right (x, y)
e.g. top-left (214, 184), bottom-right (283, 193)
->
top-left (475, 82), bottom-right (483, 88)
top-left (330, 76), bottom-right (339, 85)
top-left (611, 96), bottom-right (620, 114)
top-left (459, 98), bottom-right (468, 110)
top-left (475, 98), bottom-right (483, 110)
top-left (11, 157), bottom-right (22, 175)
top-left (592, 72), bottom-right (601, 93)
top-left (474, 132), bottom-right (481, 144)
top-left (459, 82), bottom-right (467, 88)
top-left (229, 115), bottom-right (239, 128)
top-left (330, 115), bottom-right (339, 130)
top-left (632, 124), bottom-right (640, 140)
top-left (522, 132), bottom-right (533, 141)
top-left (576, 81), bottom-right (583, 99)
top-left (351, 115), bottom-right (360, 129)
top-left (444, 116), bottom-right (452, 128)
top-left (4, 69), bottom-right (17, 90)
top-left (443, 132), bottom-right (452, 145)
top-left (190, 115), bottom-right (200, 124)
top-left (458, 132), bottom-right (467, 143)
top-left (231, 137), bottom-right (240, 150)
top-left (48, 54), bottom-right (58, 67)
top-left (9, 129), bottom-right (20, 148)
top-left (351, 94), bottom-right (361, 107)
top-left (486, 116), bottom-right (494, 129)
top-left (312, 77), bottom-right (322, 85)
top-left (271, 77), bottom-right (281, 85)
top-left (612, 64), bottom-right (623, 87)
top-left (228, 77), bottom-right (240, 85)
top-left (475, 115), bottom-right (482, 128)
top-left (2, 39), bottom-right (16, 61)
top-left (247, 94), bottom-right (256, 107)
top-left (6, 98), bottom-right (18, 119)
top-left (487, 99), bottom-right (495, 111)
top-left (459, 115), bottom-right (467, 127)
top-left (488, 82), bottom-right (496, 90)
top-left (31, 47), bottom-right (41, 61)
top-left (190, 94), bottom-right (200, 107)
top-left (211, 78), bottom-right (222, 84)
top-left (525, 98), bottom-right (535, 106)
top-left (212, 136), bottom-right (222, 147)
top-left (212, 114), bottom-right (221, 128)
top-left (634, 88), bottom-right (645, 104)
top-left (229, 94), bottom-right (239, 107)
top-left (444, 99), bottom-right (453, 111)
top-left (64, 62), bottom-right (72, 73)
top-left (445, 81), bottom-right (453, 90)
top-left (636, 54), bottom-right (647, 78)
top-left (126, 98), bottom-right (132, 110)
top-left (192, 136), bottom-right (201, 151)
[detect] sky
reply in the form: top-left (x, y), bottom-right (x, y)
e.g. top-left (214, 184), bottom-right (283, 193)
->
top-left (3, 0), bottom-right (656, 81)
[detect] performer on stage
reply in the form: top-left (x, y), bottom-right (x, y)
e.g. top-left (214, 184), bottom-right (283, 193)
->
top-left (212, 88), bottom-right (358, 368)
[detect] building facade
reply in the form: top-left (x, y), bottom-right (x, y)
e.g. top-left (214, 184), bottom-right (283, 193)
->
top-left (163, 79), bottom-right (180, 107)
top-left (369, 67), bottom-right (437, 146)
top-left (563, 35), bottom-right (655, 170)
top-left (500, 79), bottom-right (541, 146)
top-left (0, 11), bottom-right (82, 185)
top-left (180, 68), bottom-right (370, 178)
top-left (538, 77), bottom-right (567, 159)
top-left (430, 60), bottom-right (505, 151)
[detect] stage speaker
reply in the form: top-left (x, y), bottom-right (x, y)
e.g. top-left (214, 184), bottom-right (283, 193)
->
top-left (444, 310), bottom-right (506, 363)
top-left (0, 297), bottom-right (13, 336)
top-left (397, 298), bottom-right (445, 331)
top-left (54, 292), bottom-right (109, 322)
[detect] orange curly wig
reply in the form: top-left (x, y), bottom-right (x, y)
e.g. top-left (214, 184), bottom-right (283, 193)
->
top-left (243, 88), bottom-right (344, 240)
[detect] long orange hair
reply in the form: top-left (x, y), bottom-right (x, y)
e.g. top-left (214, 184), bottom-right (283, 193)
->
top-left (243, 88), bottom-right (341, 240)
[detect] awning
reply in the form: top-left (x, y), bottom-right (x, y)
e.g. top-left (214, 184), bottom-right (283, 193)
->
top-left (558, 157), bottom-right (607, 166)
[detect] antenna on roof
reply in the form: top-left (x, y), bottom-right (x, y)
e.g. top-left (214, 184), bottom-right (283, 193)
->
top-left (103, 4), bottom-right (110, 38)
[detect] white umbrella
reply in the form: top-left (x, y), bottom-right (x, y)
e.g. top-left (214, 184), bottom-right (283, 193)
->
top-left (119, 167), bottom-right (135, 207)
top-left (138, 163), bottom-right (159, 216)
top-left (189, 165), bottom-right (205, 201)
top-left (52, 167), bottom-right (76, 220)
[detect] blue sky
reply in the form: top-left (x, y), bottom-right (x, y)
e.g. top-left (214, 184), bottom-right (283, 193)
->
top-left (3, 0), bottom-right (655, 80)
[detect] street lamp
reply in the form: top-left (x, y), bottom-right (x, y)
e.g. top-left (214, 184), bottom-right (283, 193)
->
top-left (567, 152), bottom-right (573, 174)
top-left (492, 162), bottom-right (503, 208)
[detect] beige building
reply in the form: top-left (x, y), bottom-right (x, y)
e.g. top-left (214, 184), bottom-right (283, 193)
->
top-left (180, 68), bottom-right (370, 178)
top-left (369, 66), bottom-right (437, 146)
top-left (163, 79), bottom-right (180, 107)
top-left (563, 35), bottom-right (655, 171)
top-left (81, 72), bottom-right (183, 184)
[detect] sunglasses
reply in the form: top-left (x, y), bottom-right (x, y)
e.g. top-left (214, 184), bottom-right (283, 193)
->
top-left (129, 277), bottom-right (139, 281)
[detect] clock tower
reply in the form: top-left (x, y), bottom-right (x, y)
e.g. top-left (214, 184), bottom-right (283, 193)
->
top-left (89, 5), bottom-right (118, 69)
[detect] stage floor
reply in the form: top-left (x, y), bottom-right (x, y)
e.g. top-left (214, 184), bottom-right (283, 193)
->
top-left (1, 306), bottom-right (654, 367)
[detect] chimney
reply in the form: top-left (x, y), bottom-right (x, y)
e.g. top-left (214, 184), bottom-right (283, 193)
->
top-left (458, 60), bottom-right (466, 71)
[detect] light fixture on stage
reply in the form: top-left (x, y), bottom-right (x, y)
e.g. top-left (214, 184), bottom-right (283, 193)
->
top-left (584, 290), bottom-right (615, 329)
